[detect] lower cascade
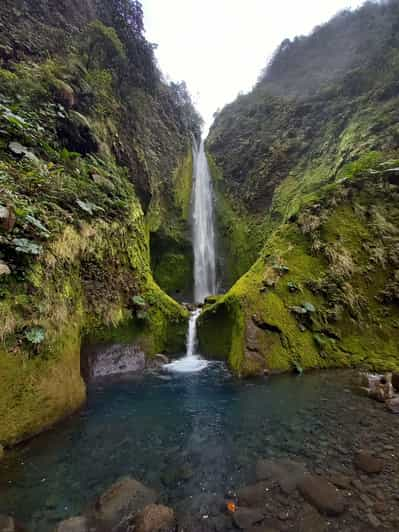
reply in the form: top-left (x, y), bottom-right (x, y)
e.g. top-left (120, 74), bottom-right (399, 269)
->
top-left (165, 309), bottom-right (208, 372)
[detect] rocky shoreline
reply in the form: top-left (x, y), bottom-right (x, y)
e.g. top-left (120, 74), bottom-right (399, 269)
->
top-left (1, 446), bottom-right (397, 532)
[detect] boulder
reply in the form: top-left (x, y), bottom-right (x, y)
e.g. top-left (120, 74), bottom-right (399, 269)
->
top-left (0, 205), bottom-right (16, 233)
top-left (233, 507), bottom-right (264, 530)
top-left (0, 261), bottom-right (11, 276)
top-left (92, 477), bottom-right (156, 528)
top-left (354, 451), bottom-right (383, 474)
top-left (52, 79), bottom-right (76, 109)
top-left (237, 482), bottom-right (271, 507)
top-left (392, 373), bottom-right (399, 392)
top-left (256, 458), bottom-right (307, 494)
top-left (0, 515), bottom-right (26, 531)
top-left (53, 516), bottom-right (88, 532)
top-left (296, 504), bottom-right (327, 532)
top-left (387, 396), bottom-right (399, 414)
top-left (146, 354), bottom-right (170, 370)
top-left (83, 344), bottom-right (146, 381)
top-left (298, 475), bottom-right (346, 516)
top-left (134, 504), bottom-right (175, 532)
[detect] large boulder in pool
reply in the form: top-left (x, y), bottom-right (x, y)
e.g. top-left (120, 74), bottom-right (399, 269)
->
top-left (134, 504), bottom-right (176, 532)
top-left (0, 515), bottom-right (27, 531)
top-left (298, 475), bottom-right (346, 516)
top-left (53, 516), bottom-right (89, 532)
top-left (91, 477), bottom-right (157, 528)
top-left (256, 458), bottom-right (307, 494)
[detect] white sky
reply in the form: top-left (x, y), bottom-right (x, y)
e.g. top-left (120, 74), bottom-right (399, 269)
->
top-left (142, 0), bottom-right (365, 131)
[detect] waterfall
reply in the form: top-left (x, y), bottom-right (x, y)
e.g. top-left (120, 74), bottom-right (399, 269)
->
top-left (192, 140), bottom-right (216, 304)
top-left (165, 138), bottom-right (216, 373)
top-left (164, 309), bottom-right (207, 372)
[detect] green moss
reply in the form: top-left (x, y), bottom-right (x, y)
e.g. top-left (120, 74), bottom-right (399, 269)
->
top-left (207, 154), bottom-right (266, 287)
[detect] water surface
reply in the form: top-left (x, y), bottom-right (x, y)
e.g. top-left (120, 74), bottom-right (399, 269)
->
top-left (0, 366), bottom-right (398, 531)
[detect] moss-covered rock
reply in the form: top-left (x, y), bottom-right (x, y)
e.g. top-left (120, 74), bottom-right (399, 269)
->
top-left (199, 163), bottom-right (399, 376)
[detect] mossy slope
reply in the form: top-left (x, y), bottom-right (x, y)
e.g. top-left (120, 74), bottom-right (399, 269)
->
top-left (199, 160), bottom-right (399, 376)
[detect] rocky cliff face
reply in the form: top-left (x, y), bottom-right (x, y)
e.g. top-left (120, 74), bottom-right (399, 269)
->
top-left (199, 0), bottom-right (399, 376)
top-left (0, 0), bottom-right (201, 445)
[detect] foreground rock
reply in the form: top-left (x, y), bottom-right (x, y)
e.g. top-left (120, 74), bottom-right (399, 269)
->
top-left (54, 516), bottom-right (88, 532)
top-left (256, 458), bottom-right (307, 494)
top-left (296, 504), bottom-right (327, 532)
top-left (134, 504), bottom-right (175, 532)
top-left (233, 507), bottom-right (264, 529)
top-left (91, 477), bottom-right (156, 528)
top-left (237, 482), bottom-right (271, 507)
top-left (0, 515), bottom-right (26, 531)
top-left (354, 451), bottom-right (383, 474)
top-left (298, 475), bottom-right (346, 516)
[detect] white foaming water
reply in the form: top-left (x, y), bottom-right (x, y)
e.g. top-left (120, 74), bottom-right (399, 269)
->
top-left (192, 140), bottom-right (216, 304)
top-left (165, 309), bottom-right (208, 373)
top-left (166, 138), bottom-right (216, 373)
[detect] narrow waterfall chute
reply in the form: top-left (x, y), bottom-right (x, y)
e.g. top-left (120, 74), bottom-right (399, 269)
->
top-left (192, 139), bottom-right (217, 304)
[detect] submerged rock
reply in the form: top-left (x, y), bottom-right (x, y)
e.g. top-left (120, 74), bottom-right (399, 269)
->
top-left (92, 476), bottom-right (156, 528)
top-left (237, 482), bottom-right (271, 507)
top-left (354, 451), bottom-right (383, 474)
top-left (298, 474), bottom-right (346, 516)
top-left (296, 504), bottom-right (327, 532)
top-left (134, 504), bottom-right (175, 532)
top-left (233, 507), bottom-right (264, 530)
top-left (256, 458), bottom-right (307, 494)
top-left (54, 516), bottom-right (88, 532)
top-left (0, 515), bottom-right (26, 531)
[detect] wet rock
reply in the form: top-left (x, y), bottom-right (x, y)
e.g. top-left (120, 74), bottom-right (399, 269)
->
top-left (57, 111), bottom-right (98, 155)
top-left (237, 482), bottom-right (271, 507)
top-left (52, 80), bottom-right (76, 109)
top-left (82, 344), bottom-right (145, 380)
top-left (91, 173), bottom-right (115, 191)
top-left (367, 512), bottom-right (381, 528)
top-left (92, 476), bottom-right (156, 528)
top-left (134, 504), bottom-right (175, 532)
top-left (246, 527), bottom-right (279, 532)
top-left (146, 354), bottom-right (170, 370)
top-left (256, 458), bottom-right (307, 494)
top-left (298, 475), bottom-right (346, 516)
top-left (0, 205), bottom-right (16, 232)
top-left (392, 373), bottom-right (399, 392)
top-left (386, 396), bottom-right (399, 414)
top-left (328, 472), bottom-right (351, 489)
top-left (54, 516), bottom-right (89, 532)
top-left (233, 507), bottom-right (264, 529)
top-left (354, 451), bottom-right (383, 474)
top-left (296, 504), bottom-right (327, 532)
top-left (0, 261), bottom-right (11, 276)
top-left (0, 515), bottom-right (26, 531)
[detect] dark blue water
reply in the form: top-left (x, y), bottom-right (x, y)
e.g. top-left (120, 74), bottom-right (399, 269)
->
top-left (0, 365), bottom-right (397, 531)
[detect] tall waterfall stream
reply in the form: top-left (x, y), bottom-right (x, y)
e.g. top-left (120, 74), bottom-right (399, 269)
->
top-left (166, 139), bottom-right (215, 373)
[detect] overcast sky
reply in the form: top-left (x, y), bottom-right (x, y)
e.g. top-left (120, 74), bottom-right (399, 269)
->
top-left (142, 0), bottom-right (365, 131)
